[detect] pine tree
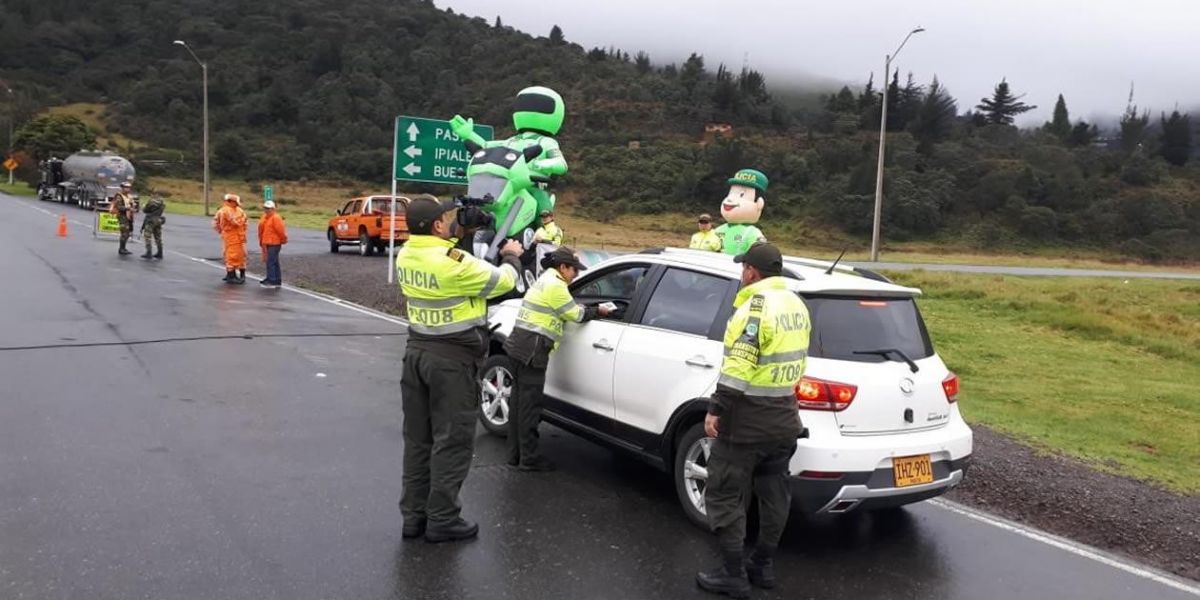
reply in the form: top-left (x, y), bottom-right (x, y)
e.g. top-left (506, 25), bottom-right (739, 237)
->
top-left (1159, 110), bottom-right (1192, 166)
top-left (895, 72), bottom-right (924, 132)
top-left (494, 16), bottom-right (502, 28)
top-left (912, 76), bottom-right (958, 154)
top-left (976, 78), bottom-right (1036, 125)
top-left (1044, 94), bottom-right (1071, 139)
top-left (1119, 84), bottom-right (1150, 155)
top-left (857, 72), bottom-right (879, 130)
top-left (1067, 121), bottom-right (1095, 147)
top-left (549, 25), bottom-right (564, 44)
top-left (634, 51), bottom-right (651, 75)
top-left (826, 85), bottom-right (856, 113)
top-left (680, 53), bottom-right (706, 95)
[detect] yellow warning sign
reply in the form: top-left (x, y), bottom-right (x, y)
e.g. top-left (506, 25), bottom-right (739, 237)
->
top-left (3, 158), bottom-right (17, 171)
top-left (97, 213), bottom-right (122, 234)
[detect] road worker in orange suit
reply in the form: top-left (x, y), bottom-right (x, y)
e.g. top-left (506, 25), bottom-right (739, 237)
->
top-left (213, 193), bottom-right (248, 284)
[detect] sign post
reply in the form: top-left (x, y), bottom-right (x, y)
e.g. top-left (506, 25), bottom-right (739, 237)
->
top-left (3, 156), bottom-right (17, 185)
top-left (387, 116), bottom-right (494, 283)
top-left (263, 185), bottom-right (273, 202)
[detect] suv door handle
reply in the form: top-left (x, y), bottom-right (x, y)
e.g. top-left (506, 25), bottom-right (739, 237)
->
top-left (592, 340), bottom-right (615, 351)
top-left (685, 357), bottom-right (714, 368)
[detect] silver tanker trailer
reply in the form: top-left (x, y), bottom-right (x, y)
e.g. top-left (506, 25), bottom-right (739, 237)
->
top-left (37, 151), bottom-right (136, 210)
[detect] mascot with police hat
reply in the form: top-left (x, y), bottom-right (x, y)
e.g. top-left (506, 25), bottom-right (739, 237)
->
top-left (715, 168), bottom-right (769, 256)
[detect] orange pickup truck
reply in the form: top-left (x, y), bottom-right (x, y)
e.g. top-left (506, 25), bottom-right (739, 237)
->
top-left (327, 195), bottom-right (409, 256)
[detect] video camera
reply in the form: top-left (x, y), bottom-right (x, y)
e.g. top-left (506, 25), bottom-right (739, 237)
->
top-left (453, 195), bottom-right (496, 230)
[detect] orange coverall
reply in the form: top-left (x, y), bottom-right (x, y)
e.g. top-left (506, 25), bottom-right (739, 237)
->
top-left (213, 202), bottom-right (248, 270)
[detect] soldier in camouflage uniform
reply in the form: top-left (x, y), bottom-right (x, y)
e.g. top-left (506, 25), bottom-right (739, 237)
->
top-left (110, 182), bottom-right (136, 256)
top-left (140, 194), bottom-right (166, 259)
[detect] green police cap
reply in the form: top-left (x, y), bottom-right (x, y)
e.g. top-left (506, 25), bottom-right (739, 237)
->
top-left (727, 168), bottom-right (769, 193)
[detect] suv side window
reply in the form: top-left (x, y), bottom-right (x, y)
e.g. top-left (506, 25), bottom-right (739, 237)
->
top-left (639, 268), bottom-right (730, 337)
top-left (350, 200), bottom-right (363, 214)
top-left (574, 265), bottom-right (649, 301)
top-left (340, 200), bottom-right (356, 215)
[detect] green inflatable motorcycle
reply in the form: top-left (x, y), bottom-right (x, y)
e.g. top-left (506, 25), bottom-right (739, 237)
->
top-left (449, 86), bottom-right (567, 275)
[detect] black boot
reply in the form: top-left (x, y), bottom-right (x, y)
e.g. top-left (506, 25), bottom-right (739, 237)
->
top-left (118, 240), bottom-right (132, 255)
top-left (154, 246), bottom-right (163, 259)
top-left (141, 247), bottom-right (153, 259)
top-left (696, 551), bottom-right (751, 599)
top-left (237, 269), bottom-right (246, 284)
top-left (745, 545), bottom-right (777, 589)
top-left (223, 270), bottom-right (236, 282)
top-left (424, 518), bottom-right (479, 543)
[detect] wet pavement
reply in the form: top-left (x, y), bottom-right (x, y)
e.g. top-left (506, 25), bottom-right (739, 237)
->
top-left (2, 193), bottom-right (1198, 599)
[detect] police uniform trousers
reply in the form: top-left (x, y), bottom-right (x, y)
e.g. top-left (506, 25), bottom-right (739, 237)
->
top-left (704, 438), bottom-right (797, 554)
top-left (508, 361), bottom-right (547, 465)
top-left (399, 346), bottom-right (480, 526)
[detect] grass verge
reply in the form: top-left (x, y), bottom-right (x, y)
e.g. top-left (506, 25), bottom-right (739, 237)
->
top-left (891, 271), bottom-right (1200, 494)
top-left (0, 182), bottom-right (35, 196)
top-left (146, 175), bottom-right (1198, 273)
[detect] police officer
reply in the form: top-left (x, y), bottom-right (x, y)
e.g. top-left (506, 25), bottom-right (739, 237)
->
top-left (395, 194), bottom-right (523, 543)
top-left (697, 242), bottom-right (811, 598)
top-left (110, 182), bottom-right (136, 256)
top-left (502, 247), bottom-right (610, 471)
top-left (140, 194), bottom-right (166, 259)
top-left (689, 213), bottom-right (721, 251)
top-left (532, 209), bottom-right (563, 246)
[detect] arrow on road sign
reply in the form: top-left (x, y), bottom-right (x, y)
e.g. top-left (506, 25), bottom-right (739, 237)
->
top-left (404, 145), bottom-right (422, 159)
top-left (402, 163), bottom-right (421, 176)
top-left (406, 122), bottom-right (420, 142)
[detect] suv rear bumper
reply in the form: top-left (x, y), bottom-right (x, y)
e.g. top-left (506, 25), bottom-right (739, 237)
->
top-left (790, 455), bottom-right (971, 514)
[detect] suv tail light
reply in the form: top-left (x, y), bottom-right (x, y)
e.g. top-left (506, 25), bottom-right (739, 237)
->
top-left (795, 376), bottom-right (857, 411)
top-left (942, 371), bottom-right (960, 403)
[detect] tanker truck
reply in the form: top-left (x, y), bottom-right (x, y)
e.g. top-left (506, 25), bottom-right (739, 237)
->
top-left (37, 151), bottom-right (136, 211)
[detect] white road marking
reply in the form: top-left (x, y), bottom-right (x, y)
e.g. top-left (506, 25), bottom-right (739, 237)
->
top-left (930, 499), bottom-right (1200, 596)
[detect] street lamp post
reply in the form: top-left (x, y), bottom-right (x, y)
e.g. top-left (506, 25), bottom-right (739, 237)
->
top-left (3, 82), bottom-right (13, 185)
top-left (174, 40), bottom-right (210, 216)
top-left (870, 26), bottom-right (924, 262)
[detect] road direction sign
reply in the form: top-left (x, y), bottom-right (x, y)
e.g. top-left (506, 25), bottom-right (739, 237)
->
top-left (3, 157), bottom-right (17, 171)
top-left (393, 116), bottom-right (494, 185)
top-left (263, 185), bottom-right (273, 201)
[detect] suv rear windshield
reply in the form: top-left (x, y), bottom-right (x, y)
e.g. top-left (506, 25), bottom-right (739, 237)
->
top-left (803, 296), bottom-right (933, 362)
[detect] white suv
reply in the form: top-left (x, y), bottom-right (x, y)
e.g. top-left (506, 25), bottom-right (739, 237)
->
top-left (479, 248), bottom-right (973, 527)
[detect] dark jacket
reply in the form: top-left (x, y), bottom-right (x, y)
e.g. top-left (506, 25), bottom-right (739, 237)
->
top-left (708, 385), bottom-right (802, 445)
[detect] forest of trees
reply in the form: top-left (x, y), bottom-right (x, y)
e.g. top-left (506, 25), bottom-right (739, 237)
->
top-left (0, 0), bottom-right (1197, 260)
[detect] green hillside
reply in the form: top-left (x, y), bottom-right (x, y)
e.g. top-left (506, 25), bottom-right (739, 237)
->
top-left (1, 0), bottom-right (1197, 260)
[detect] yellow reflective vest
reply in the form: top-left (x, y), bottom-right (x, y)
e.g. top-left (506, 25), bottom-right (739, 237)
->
top-left (718, 277), bottom-right (811, 397)
top-left (534, 222), bottom-right (564, 246)
top-left (689, 230), bottom-right (722, 252)
top-left (396, 235), bottom-right (517, 337)
top-left (513, 269), bottom-right (584, 348)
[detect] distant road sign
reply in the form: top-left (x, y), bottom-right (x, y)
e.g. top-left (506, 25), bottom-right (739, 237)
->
top-left (393, 116), bottom-right (494, 185)
top-left (3, 157), bottom-right (17, 171)
top-left (263, 185), bottom-right (273, 201)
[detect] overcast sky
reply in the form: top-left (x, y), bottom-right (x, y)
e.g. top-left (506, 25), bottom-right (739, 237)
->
top-left (436, 0), bottom-right (1198, 127)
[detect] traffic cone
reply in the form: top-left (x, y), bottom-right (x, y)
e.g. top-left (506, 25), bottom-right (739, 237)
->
top-left (57, 214), bottom-right (68, 238)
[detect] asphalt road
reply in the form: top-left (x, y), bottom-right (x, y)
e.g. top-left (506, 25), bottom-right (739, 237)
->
top-left (2, 193), bottom-right (1198, 599)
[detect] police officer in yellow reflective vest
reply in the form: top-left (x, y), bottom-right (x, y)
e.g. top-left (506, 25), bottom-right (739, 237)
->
top-left (502, 247), bottom-right (611, 471)
top-left (697, 242), bottom-right (811, 598)
top-left (689, 213), bottom-right (722, 251)
top-left (395, 194), bottom-right (523, 543)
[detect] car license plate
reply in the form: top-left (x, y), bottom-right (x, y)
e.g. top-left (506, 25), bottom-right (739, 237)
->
top-left (892, 454), bottom-right (934, 487)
